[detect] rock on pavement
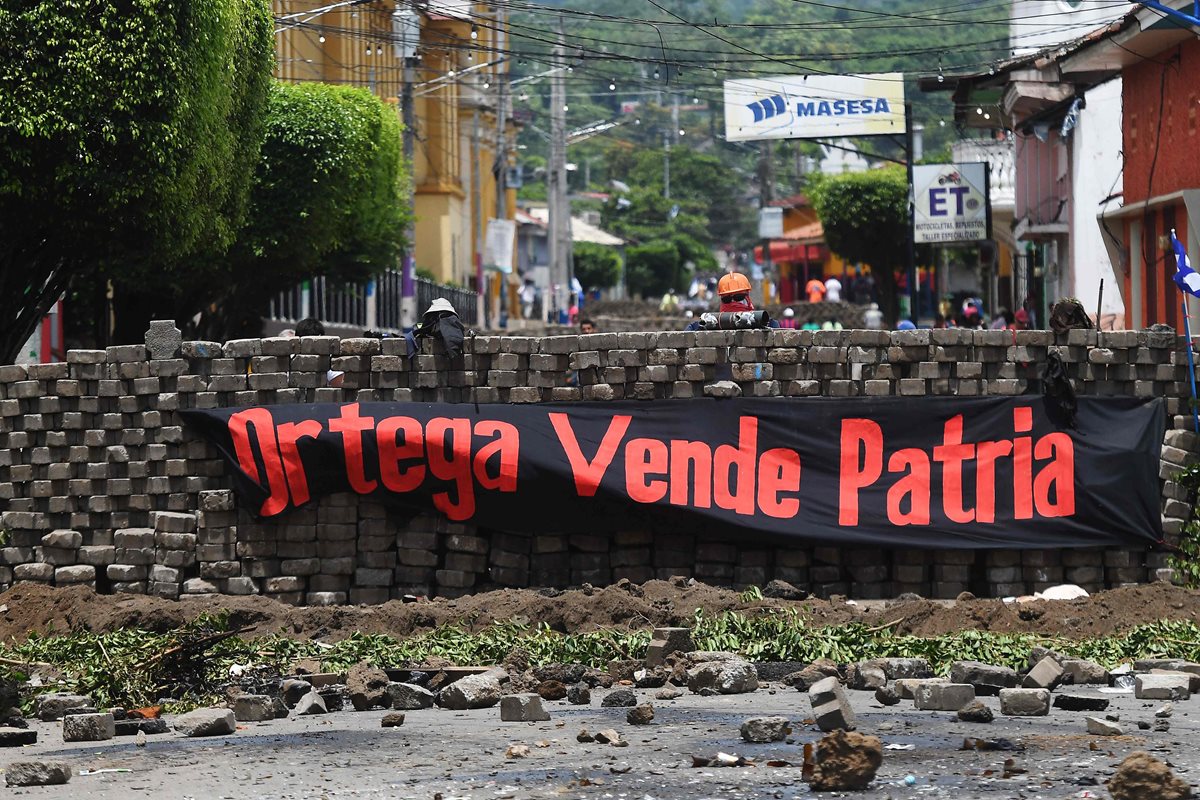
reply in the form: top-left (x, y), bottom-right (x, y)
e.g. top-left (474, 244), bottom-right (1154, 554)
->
top-left (436, 669), bottom-right (506, 710)
top-left (0, 727), bottom-right (36, 746)
top-left (62, 712), bottom-right (115, 742)
top-left (388, 682), bottom-right (435, 710)
top-left (1087, 717), bottom-right (1123, 736)
top-left (601, 688), bottom-right (637, 707)
top-left (295, 690), bottom-right (327, 716)
top-left (914, 683), bottom-right (975, 712)
top-left (808, 730), bottom-right (883, 791)
top-left (174, 707), bottom-right (237, 737)
top-left (500, 694), bottom-right (550, 722)
top-left (956, 700), bottom-right (993, 723)
top-left (347, 662), bottom-right (391, 711)
top-left (645, 627), bottom-right (695, 668)
top-left (686, 658), bottom-right (758, 695)
top-left (5, 761), bottom-right (71, 787)
top-left (1022, 656), bottom-right (1064, 690)
top-left (1108, 751), bottom-right (1193, 800)
top-left (998, 688), bottom-right (1050, 716)
top-left (626, 703), bottom-right (654, 725)
top-left (950, 661), bottom-right (1019, 695)
top-left (808, 676), bottom-right (856, 732)
top-left (232, 694), bottom-right (275, 722)
top-left (35, 693), bottom-right (92, 721)
top-left (1135, 674), bottom-right (1191, 701)
top-left (741, 716), bottom-right (790, 743)
top-left (567, 683), bottom-right (591, 705)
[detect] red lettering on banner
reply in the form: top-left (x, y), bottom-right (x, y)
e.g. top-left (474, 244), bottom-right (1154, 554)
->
top-left (669, 440), bottom-right (713, 508)
top-left (277, 420), bottom-right (322, 507)
top-left (714, 417), bottom-right (759, 516)
top-left (229, 408), bottom-right (291, 516)
top-left (549, 412), bottom-right (631, 496)
top-left (839, 419), bottom-right (883, 525)
top-left (626, 438), bottom-right (669, 503)
top-left (932, 415), bottom-right (976, 523)
top-left (838, 405), bottom-right (1076, 527)
top-left (974, 440), bottom-right (1013, 523)
top-left (473, 421), bottom-right (519, 491)
top-left (886, 448), bottom-right (930, 525)
top-left (757, 448), bottom-right (801, 518)
top-left (377, 415), bottom-right (425, 493)
top-left (329, 403), bottom-right (377, 494)
top-left (427, 418), bottom-right (475, 521)
top-left (1034, 432), bottom-right (1075, 517)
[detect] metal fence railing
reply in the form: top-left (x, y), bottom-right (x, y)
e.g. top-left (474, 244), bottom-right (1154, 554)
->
top-left (266, 272), bottom-right (477, 333)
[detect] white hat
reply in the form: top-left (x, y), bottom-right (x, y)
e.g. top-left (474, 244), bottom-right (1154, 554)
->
top-left (783, 308), bottom-right (795, 318)
top-left (424, 298), bottom-right (457, 317)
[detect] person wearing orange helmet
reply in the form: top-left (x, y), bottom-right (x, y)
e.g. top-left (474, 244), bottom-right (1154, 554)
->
top-left (686, 272), bottom-right (779, 330)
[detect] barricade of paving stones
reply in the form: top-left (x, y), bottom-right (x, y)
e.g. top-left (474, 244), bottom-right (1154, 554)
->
top-left (0, 322), bottom-right (1194, 604)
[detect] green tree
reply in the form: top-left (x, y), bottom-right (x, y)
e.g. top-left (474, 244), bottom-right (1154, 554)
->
top-left (809, 167), bottom-right (909, 321)
top-left (0, 0), bottom-right (274, 357)
top-left (196, 82), bottom-right (411, 339)
top-left (573, 242), bottom-right (622, 290)
top-left (625, 240), bottom-right (682, 299)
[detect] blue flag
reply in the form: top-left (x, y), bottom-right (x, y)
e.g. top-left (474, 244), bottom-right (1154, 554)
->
top-left (1172, 229), bottom-right (1200, 297)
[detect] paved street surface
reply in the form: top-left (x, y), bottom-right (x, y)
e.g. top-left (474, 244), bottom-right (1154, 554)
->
top-left (0, 683), bottom-right (1192, 799)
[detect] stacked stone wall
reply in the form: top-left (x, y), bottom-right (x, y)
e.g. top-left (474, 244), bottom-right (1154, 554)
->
top-left (0, 323), bottom-right (1195, 603)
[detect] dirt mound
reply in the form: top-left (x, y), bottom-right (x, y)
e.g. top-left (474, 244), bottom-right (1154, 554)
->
top-left (0, 581), bottom-right (1197, 643)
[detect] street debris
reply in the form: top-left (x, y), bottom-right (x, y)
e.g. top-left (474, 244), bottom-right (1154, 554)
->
top-left (807, 730), bottom-right (882, 791)
top-left (5, 761), bottom-right (71, 787)
top-left (626, 702), bottom-right (654, 725)
top-left (1108, 751), bottom-right (1193, 800)
top-left (173, 707), bottom-right (236, 737)
top-left (740, 715), bottom-right (790, 743)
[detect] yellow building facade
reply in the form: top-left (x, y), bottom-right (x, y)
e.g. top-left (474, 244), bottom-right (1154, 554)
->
top-left (274, 0), bottom-right (517, 288)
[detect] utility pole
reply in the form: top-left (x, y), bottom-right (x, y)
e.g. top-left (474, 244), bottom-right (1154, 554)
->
top-left (494, 6), bottom-right (509, 326)
top-left (663, 134), bottom-right (670, 200)
top-left (905, 102), bottom-right (917, 322)
top-left (758, 141), bottom-right (774, 306)
top-left (473, 107), bottom-right (485, 329)
top-left (548, 21), bottom-right (569, 323)
top-left (394, 4), bottom-right (419, 330)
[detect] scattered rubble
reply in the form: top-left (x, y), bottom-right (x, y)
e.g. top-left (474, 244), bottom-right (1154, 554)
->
top-left (626, 703), bottom-right (654, 725)
top-left (808, 730), bottom-right (883, 792)
top-left (1108, 751), bottom-right (1192, 800)
top-left (594, 728), bottom-right (627, 746)
top-left (654, 686), bottom-right (682, 701)
top-left (388, 682), bottom-right (435, 710)
top-left (914, 683), bottom-right (975, 712)
top-left (874, 685), bottom-right (900, 706)
top-left (5, 761), bottom-right (71, 787)
top-left (645, 626), bottom-right (695, 668)
top-left (295, 690), bottom-right (327, 715)
top-left (1086, 716), bottom-right (1122, 736)
top-left (35, 693), bottom-right (92, 722)
top-left (808, 676), bottom-right (856, 732)
top-left (567, 683), bottom-right (592, 704)
top-left (0, 727), bottom-right (37, 746)
top-left (381, 712), bottom-right (405, 728)
top-left (740, 716), bottom-right (789, 743)
top-left (956, 700), bottom-right (994, 723)
top-left (231, 694), bottom-right (274, 722)
top-left (949, 661), bottom-right (1019, 695)
top-left (436, 669), bottom-right (505, 710)
top-left (347, 663), bottom-right (391, 711)
top-left (998, 688), bottom-right (1050, 716)
top-left (601, 688), bottom-right (637, 707)
top-left (62, 712), bottom-right (115, 742)
top-left (500, 694), bottom-right (550, 722)
top-left (173, 707), bottom-right (236, 737)
top-left (1052, 693), bottom-right (1110, 712)
top-left (1136, 674), bottom-right (1191, 700)
top-left (686, 655), bottom-right (759, 695)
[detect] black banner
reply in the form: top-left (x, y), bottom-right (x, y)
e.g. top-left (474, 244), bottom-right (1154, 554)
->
top-left (182, 397), bottom-right (1164, 549)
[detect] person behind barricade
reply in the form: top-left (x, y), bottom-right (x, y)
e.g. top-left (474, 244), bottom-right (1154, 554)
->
top-left (580, 318), bottom-right (596, 335)
top-left (660, 288), bottom-right (680, 314)
top-left (685, 272), bottom-right (779, 331)
top-left (897, 318), bottom-right (917, 331)
top-left (779, 307), bottom-right (797, 328)
top-left (863, 302), bottom-right (883, 330)
top-left (824, 274), bottom-right (842, 303)
top-left (805, 277), bottom-right (827, 303)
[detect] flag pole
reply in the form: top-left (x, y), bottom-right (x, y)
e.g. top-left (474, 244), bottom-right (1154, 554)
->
top-left (1183, 298), bottom-right (1200, 434)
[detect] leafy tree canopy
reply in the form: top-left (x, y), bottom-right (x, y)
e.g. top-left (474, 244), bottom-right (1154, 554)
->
top-left (197, 81), bottom-right (411, 339)
top-left (573, 242), bottom-right (622, 290)
top-left (808, 166), bottom-right (909, 319)
top-left (0, 0), bottom-right (274, 357)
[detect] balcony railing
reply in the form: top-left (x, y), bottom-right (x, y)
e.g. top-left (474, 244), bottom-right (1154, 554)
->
top-left (267, 272), bottom-right (477, 333)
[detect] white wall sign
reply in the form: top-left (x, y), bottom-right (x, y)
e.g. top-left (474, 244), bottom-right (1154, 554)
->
top-left (913, 162), bottom-right (989, 244)
top-left (485, 218), bottom-right (516, 273)
top-left (758, 207), bottom-right (784, 239)
top-left (723, 73), bottom-right (906, 142)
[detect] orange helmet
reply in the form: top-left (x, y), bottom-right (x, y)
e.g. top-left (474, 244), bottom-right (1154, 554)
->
top-left (717, 272), bottom-right (752, 297)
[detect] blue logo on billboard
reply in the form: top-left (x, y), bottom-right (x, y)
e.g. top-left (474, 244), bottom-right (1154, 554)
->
top-left (746, 95), bottom-right (786, 122)
top-left (795, 98), bottom-right (892, 117)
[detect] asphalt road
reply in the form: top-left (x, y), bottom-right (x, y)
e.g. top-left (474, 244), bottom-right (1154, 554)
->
top-left (0, 682), bottom-right (1193, 799)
